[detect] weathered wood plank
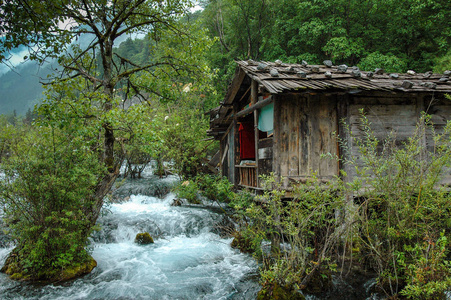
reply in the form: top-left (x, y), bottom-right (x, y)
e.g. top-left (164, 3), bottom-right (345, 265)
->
top-left (299, 96), bottom-right (309, 176)
top-left (224, 68), bottom-right (246, 105)
top-left (258, 137), bottom-right (273, 149)
top-left (234, 95), bottom-right (273, 118)
top-left (309, 96), bottom-right (321, 175)
top-left (319, 97), bottom-right (338, 177)
top-left (273, 95), bottom-right (281, 181)
top-left (288, 96), bottom-right (300, 177)
top-left (279, 96), bottom-right (290, 178)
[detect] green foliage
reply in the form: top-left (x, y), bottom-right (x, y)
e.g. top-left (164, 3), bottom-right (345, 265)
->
top-left (434, 49), bottom-right (451, 73)
top-left (231, 113), bottom-right (451, 297)
top-left (357, 52), bottom-right (408, 73)
top-left (173, 180), bottom-right (201, 204)
top-left (0, 115), bottom-right (24, 163)
top-left (0, 0), bottom-right (219, 282)
top-left (0, 123), bottom-right (105, 278)
top-left (173, 174), bottom-right (235, 204)
top-left (342, 112), bottom-right (451, 298)
top-left (195, 174), bottom-right (235, 202)
top-left (233, 174), bottom-right (343, 292)
top-left (200, 0), bottom-right (451, 89)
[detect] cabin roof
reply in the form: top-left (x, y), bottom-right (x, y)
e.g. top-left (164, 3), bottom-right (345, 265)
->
top-left (237, 60), bottom-right (451, 94)
top-left (207, 60), bottom-right (451, 137)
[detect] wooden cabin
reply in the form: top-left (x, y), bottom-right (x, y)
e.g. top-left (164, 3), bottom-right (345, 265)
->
top-left (207, 60), bottom-right (451, 190)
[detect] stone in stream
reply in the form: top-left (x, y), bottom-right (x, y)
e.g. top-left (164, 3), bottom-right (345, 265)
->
top-left (171, 198), bottom-right (183, 206)
top-left (134, 232), bottom-right (154, 245)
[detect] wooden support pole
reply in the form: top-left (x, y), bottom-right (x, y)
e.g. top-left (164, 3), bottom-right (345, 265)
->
top-left (273, 95), bottom-right (280, 183)
top-left (234, 96), bottom-right (273, 118)
top-left (251, 79), bottom-right (259, 187)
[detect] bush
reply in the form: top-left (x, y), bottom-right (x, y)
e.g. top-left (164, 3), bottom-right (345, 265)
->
top-left (172, 180), bottom-right (201, 204)
top-left (196, 174), bottom-right (235, 203)
top-left (231, 112), bottom-right (451, 298)
top-left (343, 112), bottom-right (451, 298)
top-left (232, 175), bottom-right (343, 293)
top-left (0, 125), bottom-right (105, 280)
top-left (173, 174), bottom-right (235, 204)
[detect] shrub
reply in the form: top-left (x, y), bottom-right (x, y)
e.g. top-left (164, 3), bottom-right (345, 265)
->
top-left (0, 125), bottom-right (105, 280)
top-left (173, 174), bottom-right (235, 204)
top-left (172, 179), bottom-right (201, 204)
top-left (343, 112), bottom-right (451, 298)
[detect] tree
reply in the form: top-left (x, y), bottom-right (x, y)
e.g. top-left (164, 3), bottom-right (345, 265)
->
top-left (0, 0), bottom-right (205, 280)
top-left (1, 0), bottom-right (198, 222)
top-left (200, 0), bottom-right (451, 79)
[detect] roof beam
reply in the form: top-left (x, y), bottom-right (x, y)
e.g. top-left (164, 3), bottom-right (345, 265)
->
top-left (234, 96), bottom-right (273, 118)
top-left (224, 67), bottom-right (246, 105)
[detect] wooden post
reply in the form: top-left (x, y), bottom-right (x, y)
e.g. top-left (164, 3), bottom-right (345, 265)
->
top-left (219, 139), bottom-right (224, 177)
top-left (273, 95), bottom-right (280, 184)
top-left (233, 102), bottom-right (240, 187)
top-left (251, 79), bottom-right (259, 187)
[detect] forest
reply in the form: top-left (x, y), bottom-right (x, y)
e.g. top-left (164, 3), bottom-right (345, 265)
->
top-left (0, 0), bottom-right (450, 299)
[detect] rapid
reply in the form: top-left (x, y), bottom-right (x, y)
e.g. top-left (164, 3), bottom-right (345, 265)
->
top-left (0, 167), bottom-right (260, 299)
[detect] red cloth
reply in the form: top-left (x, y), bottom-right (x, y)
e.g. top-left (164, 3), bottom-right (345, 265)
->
top-left (239, 122), bottom-right (255, 160)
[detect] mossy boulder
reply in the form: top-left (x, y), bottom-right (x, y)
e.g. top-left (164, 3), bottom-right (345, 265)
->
top-left (1, 250), bottom-right (97, 283)
top-left (134, 232), bottom-right (154, 245)
top-left (257, 282), bottom-right (305, 300)
top-left (58, 256), bottom-right (97, 282)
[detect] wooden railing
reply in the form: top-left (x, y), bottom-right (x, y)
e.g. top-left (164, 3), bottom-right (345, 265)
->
top-left (236, 165), bottom-right (257, 187)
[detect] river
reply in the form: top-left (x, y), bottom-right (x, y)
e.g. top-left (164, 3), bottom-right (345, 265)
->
top-left (0, 168), bottom-right (260, 299)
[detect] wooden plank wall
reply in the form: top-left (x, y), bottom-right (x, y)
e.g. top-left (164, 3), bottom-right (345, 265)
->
top-left (345, 94), bottom-right (419, 180)
top-left (275, 93), bottom-right (338, 186)
top-left (424, 94), bottom-right (451, 185)
top-left (341, 93), bottom-right (451, 185)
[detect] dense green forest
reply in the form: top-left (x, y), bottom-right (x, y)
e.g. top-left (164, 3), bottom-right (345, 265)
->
top-left (1, 0), bottom-right (450, 115)
top-left (0, 0), bottom-right (450, 298)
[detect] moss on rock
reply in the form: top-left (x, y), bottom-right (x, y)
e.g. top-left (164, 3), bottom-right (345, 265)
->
top-left (134, 232), bottom-right (154, 245)
top-left (58, 256), bottom-right (97, 282)
top-left (1, 250), bottom-right (97, 283)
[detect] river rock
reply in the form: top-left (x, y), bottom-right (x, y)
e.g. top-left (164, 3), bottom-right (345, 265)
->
top-left (257, 63), bottom-right (268, 70)
top-left (135, 232), bottom-right (154, 245)
top-left (171, 198), bottom-right (183, 206)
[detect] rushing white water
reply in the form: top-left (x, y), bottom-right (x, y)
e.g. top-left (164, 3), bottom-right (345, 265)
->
top-left (0, 174), bottom-right (260, 299)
